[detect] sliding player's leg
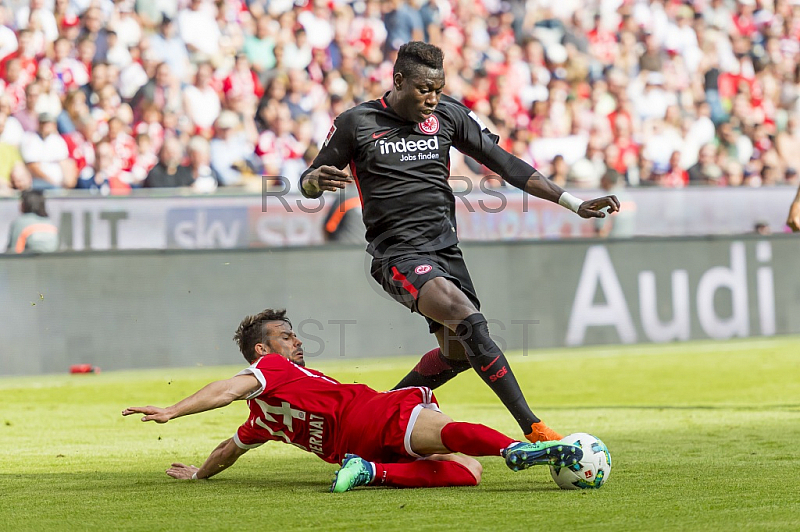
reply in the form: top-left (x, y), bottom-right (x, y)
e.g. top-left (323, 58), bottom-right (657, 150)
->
top-left (331, 453), bottom-right (480, 491)
top-left (331, 408), bottom-right (581, 492)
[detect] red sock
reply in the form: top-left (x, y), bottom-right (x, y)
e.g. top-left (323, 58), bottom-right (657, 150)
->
top-left (412, 348), bottom-right (449, 376)
top-left (373, 460), bottom-right (477, 488)
top-left (440, 422), bottom-right (515, 457)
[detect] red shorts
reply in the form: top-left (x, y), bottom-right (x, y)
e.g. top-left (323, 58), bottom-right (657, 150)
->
top-left (337, 386), bottom-right (440, 464)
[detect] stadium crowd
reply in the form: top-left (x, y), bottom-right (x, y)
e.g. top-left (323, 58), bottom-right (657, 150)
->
top-left (1, 0), bottom-right (800, 196)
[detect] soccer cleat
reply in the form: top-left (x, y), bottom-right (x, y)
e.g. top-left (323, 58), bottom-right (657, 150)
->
top-left (525, 421), bottom-right (563, 443)
top-left (503, 441), bottom-right (583, 472)
top-left (330, 454), bottom-right (374, 493)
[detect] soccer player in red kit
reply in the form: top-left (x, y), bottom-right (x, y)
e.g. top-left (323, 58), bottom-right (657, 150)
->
top-left (300, 42), bottom-right (620, 443)
top-left (123, 309), bottom-right (582, 491)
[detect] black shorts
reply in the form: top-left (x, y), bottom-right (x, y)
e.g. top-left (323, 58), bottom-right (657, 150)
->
top-left (370, 244), bottom-right (481, 334)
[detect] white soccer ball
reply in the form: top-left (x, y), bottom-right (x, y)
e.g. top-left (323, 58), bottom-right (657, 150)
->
top-left (549, 433), bottom-right (611, 490)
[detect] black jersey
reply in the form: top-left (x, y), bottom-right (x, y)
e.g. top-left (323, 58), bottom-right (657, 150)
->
top-left (300, 93), bottom-right (535, 257)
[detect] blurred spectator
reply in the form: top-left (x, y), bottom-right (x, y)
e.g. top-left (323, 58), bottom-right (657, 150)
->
top-left (210, 110), bottom-right (259, 186)
top-left (148, 16), bottom-right (189, 83)
top-left (12, 81), bottom-right (42, 132)
top-left (0, 111), bottom-right (23, 188)
top-left (187, 135), bottom-right (219, 193)
top-left (244, 14), bottom-right (276, 73)
top-left (35, 67), bottom-right (63, 118)
top-left (688, 144), bottom-right (723, 185)
top-left (222, 53), bottom-right (263, 110)
top-left (144, 136), bottom-right (193, 188)
top-left (383, 0), bottom-right (423, 53)
top-left (178, 0), bottom-right (222, 62)
top-left (0, 29), bottom-right (38, 85)
top-left (595, 169), bottom-right (635, 238)
top-left (0, 94), bottom-right (23, 146)
top-left (1, 58), bottom-right (30, 114)
top-left (754, 220), bottom-right (771, 235)
top-left (20, 113), bottom-right (77, 189)
top-left (0, 8), bottom-right (17, 64)
top-left (64, 113), bottom-right (95, 175)
top-left (183, 62), bottom-right (220, 136)
top-left (6, 189), bottom-right (58, 253)
top-left (549, 154), bottom-right (569, 187)
top-left (130, 61), bottom-right (182, 122)
top-left (16, 0), bottom-right (58, 45)
top-left (112, 2), bottom-right (143, 51)
top-left (78, 6), bottom-right (110, 62)
top-left (79, 61), bottom-right (111, 109)
top-left (659, 150), bottom-right (689, 188)
top-left (75, 139), bottom-right (130, 194)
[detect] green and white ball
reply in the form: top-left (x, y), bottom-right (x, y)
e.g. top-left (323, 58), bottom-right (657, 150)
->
top-left (549, 433), bottom-right (611, 490)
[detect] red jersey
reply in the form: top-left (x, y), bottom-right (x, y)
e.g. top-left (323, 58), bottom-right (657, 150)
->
top-left (234, 354), bottom-right (437, 464)
top-left (235, 354), bottom-right (374, 463)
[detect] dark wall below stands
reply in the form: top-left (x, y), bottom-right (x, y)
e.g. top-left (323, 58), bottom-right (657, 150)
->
top-left (2, 235), bottom-right (798, 376)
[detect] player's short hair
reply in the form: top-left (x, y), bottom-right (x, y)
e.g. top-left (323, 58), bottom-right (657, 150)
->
top-left (233, 309), bottom-right (292, 363)
top-left (393, 41), bottom-right (444, 79)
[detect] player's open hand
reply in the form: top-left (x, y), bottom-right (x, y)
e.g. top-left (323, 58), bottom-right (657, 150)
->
top-left (304, 165), bottom-right (352, 194)
top-left (166, 463), bottom-right (199, 480)
top-left (578, 195), bottom-right (621, 219)
top-left (121, 405), bottom-right (172, 423)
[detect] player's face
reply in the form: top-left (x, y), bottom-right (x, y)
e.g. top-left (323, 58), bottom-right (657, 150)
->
top-left (394, 67), bottom-right (445, 124)
top-left (262, 321), bottom-right (305, 366)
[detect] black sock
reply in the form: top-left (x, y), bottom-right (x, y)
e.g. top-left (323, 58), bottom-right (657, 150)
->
top-left (454, 313), bottom-right (540, 431)
top-left (392, 348), bottom-right (472, 390)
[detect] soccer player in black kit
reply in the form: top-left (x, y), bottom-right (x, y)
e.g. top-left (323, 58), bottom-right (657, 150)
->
top-left (300, 42), bottom-right (620, 443)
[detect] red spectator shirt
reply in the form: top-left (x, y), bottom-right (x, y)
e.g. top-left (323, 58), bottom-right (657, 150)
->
top-left (109, 132), bottom-right (138, 172)
top-left (234, 354), bottom-right (374, 464)
top-left (222, 69), bottom-right (263, 101)
top-left (62, 130), bottom-right (95, 173)
top-left (0, 52), bottom-right (38, 85)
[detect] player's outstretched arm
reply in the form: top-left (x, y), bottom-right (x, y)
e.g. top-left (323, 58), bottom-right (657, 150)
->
top-left (456, 119), bottom-right (620, 219)
top-left (786, 183), bottom-right (800, 232)
top-left (166, 438), bottom-right (248, 480)
top-left (122, 374), bottom-right (261, 423)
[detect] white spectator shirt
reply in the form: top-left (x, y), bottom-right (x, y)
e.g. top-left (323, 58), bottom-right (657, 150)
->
top-left (178, 7), bottom-right (221, 57)
top-left (184, 85), bottom-right (221, 129)
top-left (117, 61), bottom-right (149, 100)
top-left (297, 11), bottom-right (334, 49)
top-left (20, 131), bottom-right (69, 186)
top-left (283, 43), bottom-right (312, 70)
top-left (0, 25), bottom-right (18, 62)
top-left (15, 8), bottom-right (59, 44)
top-left (0, 116), bottom-right (24, 147)
top-left (113, 14), bottom-right (143, 49)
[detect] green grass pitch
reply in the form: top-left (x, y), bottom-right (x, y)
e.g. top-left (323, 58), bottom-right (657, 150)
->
top-left (2, 337), bottom-right (800, 531)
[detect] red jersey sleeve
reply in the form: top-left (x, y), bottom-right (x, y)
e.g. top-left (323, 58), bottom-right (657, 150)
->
top-left (235, 354), bottom-right (291, 400)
